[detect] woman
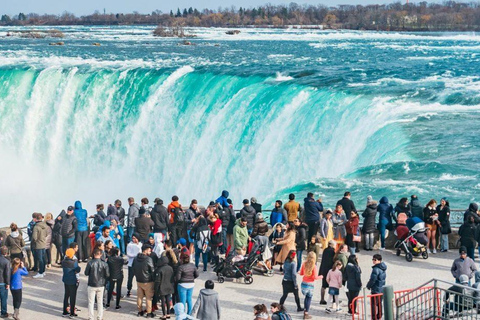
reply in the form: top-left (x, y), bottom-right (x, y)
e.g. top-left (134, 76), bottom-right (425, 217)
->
top-left (294, 218), bottom-right (307, 272)
top-left (459, 215), bottom-right (477, 260)
top-left (275, 222), bottom-right (297, 267)
top-left (209, 214), bottom-right (223, 260)
top-left (395, 198), bottom-right (411, 218)
top-left (253, 304), bottom-right (270, 320)
top-left (269, 223), bottom-right (285, 270)
top-left (299, 252), bottom-right (322, 319)
top-left (437, 198), bottom-right (451, 252)
top-left (106, 247), bottom-right (124, 309)
top-left (190, 216), bottom-right (211, 272)
top-left (332, 205), bottom-right (347, 251)
top-left (270, 303), bottom-right (290, 320)
top-left (52, 212), bottom-right (64, 264)
top-left (279, 250), bottom-right (303, 312)
top-left (176, 254), bottom-right (199, 314)
top-left (362, 201), bottom-right (377, 251)
top-left (62, 248), bottom-right (81, 318)
top-left (423, 199), bottom-right (439, 254)
top-left (45, 212), bottom-right (55, 269)
top-left (10, 258), bottom-right (28, 320)
top-left (155, 256), bottom-right (174, 320)
top-left (110, 219), bottom-right (124, 249)
top-left (345, 212), bottom-right (359, 255)
top-left (5, 223), bottom-right (25, 261)
top-left (377, 196), bottom-right (394, 250)
top-left (319, 240), bottom-right (336, 305)
top-left (344, 255), bottom-right (362, 315)
top-left (319, 209), bottom-right (334, 250)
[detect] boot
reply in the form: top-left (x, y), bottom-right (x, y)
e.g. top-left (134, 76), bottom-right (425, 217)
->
top-left (13, 308), bottom-right (19, 320)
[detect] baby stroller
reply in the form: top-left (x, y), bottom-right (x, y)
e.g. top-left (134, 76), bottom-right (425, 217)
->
top-left (394, 216), bottom-right (429, 262)
top-left (250, 236), bottom-right (274, 277)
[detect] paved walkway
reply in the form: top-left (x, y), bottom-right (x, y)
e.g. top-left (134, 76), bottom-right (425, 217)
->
top-left (16, 249), bottom-right (460, 319)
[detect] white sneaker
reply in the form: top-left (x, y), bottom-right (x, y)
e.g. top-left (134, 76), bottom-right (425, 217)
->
top-left (427, 249), bottom-right (432, 254)
top-left (336, 308), bottom-right (342, 312)
top-left (380, 247), bottom-right (385, 251)
top-left (433, 249), bottom-right (437, 254)
top-left (33, 273), bottom-right (44, 279)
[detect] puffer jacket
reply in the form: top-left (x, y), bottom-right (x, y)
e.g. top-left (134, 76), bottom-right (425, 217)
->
top-left (409, 197), bottom-right (423, 220)
top-left (362, 202), bottom-right (378, 233)
top-left (93, 210), bottom-right (107, 228)
top-left (345, 262), bottom-right (362, 291)
top-left (32, 220), bottom-right (48, 250)
top-left (132, 253), bottom-right (154, 283)
top-left (45, 219), bottom-right (54, 249)
top-left (270, 207), bottom-right (287, 226)
top-left (151, 204), bottom-right (169, 232)
top-left (378, 197), bottom-right (394, 225)
top-left (61, 214), bottom-right (77, 239)
top-left (367, 262), bottom-right (387, 294)
top-left (74, 200), bottom-right (88, 232)
top-left (240, 205), bottom-right (256, 230)
top-left (464, 203), bottom-right (480, 224)
top-left (85, 258), bottom-right (109, 287)
top-left (251, 217), bottom-right (269, 238)
top-left (176, 262), bottom-right (199, 284)
top-left (295, 224), bottom-right (307, 251)
top-left (154, 256), bottom-right (174, 296)
top-left (107, 255), bottom-right (124, 280)
top-left (116, 206), bottom-right (126, 226)
top-left (219, 207), bottom-right (234, 230)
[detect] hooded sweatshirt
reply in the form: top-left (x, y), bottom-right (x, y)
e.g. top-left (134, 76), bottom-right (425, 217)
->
top-left (378, 197), bottom-right (394, 224)
top-left (191, 288), bottom-right (221, 320)
top-left (215, 190), bottom-right (229, 209)
top-left (367, 262), bottom-right (387, 294)
top-left (32, 220), bottom-right (48, 249)
top-left (74, 200), bottom-right (88, 232)
top-left (174, 303), bottom-right (197, 320)
top-left (464, 203), bottom-right (480, 224)
top-left (233, 219), bottom-right (249, 250)
top-left (155, 256), bottom-right (174, 296)
top-left (409, 197), bottom-right (423, 220)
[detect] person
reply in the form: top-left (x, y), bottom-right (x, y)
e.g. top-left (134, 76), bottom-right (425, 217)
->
top-left (106, 247), bottom-right (123, 309)
top-left (251, 213), bottom-right (269, 238)
top-left (233, 218), bottom-right (249, 252)
top-left (163, 244), bottom-right (179, 306)
top-left (270, 303), bottom-right (290, 320)
top-left (319, 209), bottom-right (333, 250)
top-left (73, 201), bottom-right (89, 263)
top-left (423, 199), bottom-right (439, 254)
top-left (114, 199), bottom-right (126, 227)
top-left (191, 280), bottom-right (221, 320)
top-left (97, 225), bottom-right (114, 245)
top-left (219, 200), bottom-right (234, 254)
top-left (173, 302), bottom-right (197, 320)
top-left (176, 254), bottom-right (199, 315)
top-left (5, 224), bottom-right (25, 262)
top-left (132, 244), bottom-right (155, 317)
top-left (451, 246), bottom-right (477, 284)
top-left (127, 197), bottom-right (140, 244)
top-left (366, 254), bottom-right (387, 320)
top-left (319, 240), bottom-right (336, 305)
top-left (409, 195), bottom-right (423, 220)
top-left (337, 192), bottom-right (357, 220)
top-left (270, 201), bottom-right (288, 226)
top-left (279, 250), bottom-right (303, 312)
top-left (395, 197), bottom-right (411, 218)
top-left (345, 211), bottom-right (359, 255)
top-left (269, 223), bottom-right (285, 270)
top-left (44, 213), bottom-right (55, 268)
top-left (91, 204), bottom-right (106, 233)
top-left (335, 244), bottom-right (349, 283)
top-left (61, 206), bottom-right (77, 255)
top-left (151, 198), bottom-right (169, 240)
top-left (442, 274), bottom-right (474, 317)
top-left (362, 200), bottom-right (377, 251)
top-left (9, 258), bottom-right (27, 320)
top-left (0, 247), bottom-right (10, 318)
top-left (154, 256), bottom-right (174, 320)
top-left (285, 194), bottom-right (301, 222)
top-left (299, 252), bottom-right (322, 319)
top-left (437, 198), bottom-right (451, 252)
top-left (31, 214), bottom-right (48, 279)
top-left (109, 219), bottom-right (124, 249)
top-left (106, 204), bottom-right (120, 224)
top-left (168, 196), bottom-right (185, 246)
top-left (251, 197), bottom-right (262, 214)
top-left (472, 271), bottom-right (480, 313)
top-left (304, 193), bottom-right (323, 240)
top-left (215, 190), bottom-right (229, 209)
top-left (345, 255), bottom-right (362, 314)
top-left (185, 200), bottom-right (200, 256)
top-left (326, 260), bottom-right (343, 313)
top-left (253, 304), bottom-right (270, 320)
top-left (459, 215), bottom-right (477, 260)
top-left (332, 205), bottom-right (347, 250)
top-left (209, 214), bottom-right (223, 260)
top-left (62, 248), bottom-right (80, 318)
top-left (307, 235), bottom-right (321, 264)
top-left (294, 218), bottom-right (307, 272)
top-left (52, 211), bottom-right (65, 264)
top-left (275, 222), bottom-right (297, 267)
top-left (240, 199), bottom-right (256, 234)
top-left (191, 216), bottom-right (210, 272)
top-left (85, 248), bottom-right (109, 320)
top-left (377, 197), bottom-right (394, 250)
top-left (135, 209), bottom-right (154, 243)
top-left (126, 234), bottom-right (142, 297)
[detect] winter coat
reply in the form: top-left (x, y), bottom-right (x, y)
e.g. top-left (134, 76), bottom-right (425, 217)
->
top-left (459, 221), bottom-right (477, 248)
top-left (251, 218), bottom-right (269, 238)
top-left (219, 207), bottom-right (233, 230)
top-left (362, 202), bottom-right (378, 234)
top-left (437, 205), bottom-right (451, 234)
top-left (116, 206), bottom-right (126, 226)
top-left (252, 202), bottom-right (262, 213)
top-left (132, 253), bottom-right (154, 283)
top-left (0, 255), bottom-right (10, 285)
top-left (10, 267), bottom-right (28, 290)
top-left (74, 201), bottom-right (88, 232)
top-left (367, 262), bottom-right (387, 294)
top-left (176, 263), bottom-right (199, 284)
top-left (336, 251), bottom-right (348, 277)
top-left (332, 211), bottom-right (347, 239)
top-left (233, 219), bottom-right (249, 251)
top-left (93, 210), bottom-right (106, 228)
top-left (319, 217), bottom-right (332, 238)
top-left (62, 258), bottom-right (80, 285)
top-left (60, 214), bottom-right (77, 239)
top-left (270, 208), bottom-right (287, 226)
top-left (85, 258), bottom-right (109, 287)
top-left (319, 246), bottom-right (335, 276)
top-left (151, 204), bottom-right (169, 232)
top-left (327, 268), bottom-right (343, 289)
top-left (107, 255), bottom-right (124, 280)
top-left (225, 207), bottom-right (236, 234)
top-left (106, 205), bottom-right (120, 224)
top-left (395, 203), bottom-right (411, 217)
top-left (295, 224), bottom-right (307, 251)
top-left (240, 205), bottom-right (256, 230)
top-left (464, 203), bottom-right (480, 224)
top-left (304, 197), bottom-right (323, 223)
top-left (284, 200), bottom-right (301, 222)
top-left (378, 197), bottom-right (394, 226)
top-left (155, 256), bottom-right (175, 296)
top-left (409, 198), bottom-right (423, 220)
top-left (451, 256), bottom-right (477, 280)
top-left (32, 220), bottom-right (48, 250)
top-left (174, 302), bottom-right (197, 320)
top-left (215, 190), bottom-right (229, 209)
top-left (185, 207), bottom-right (199, 230)
top-left (45, 219), bottom-right (54, 249)
top-left (275, 230), bottom-right (296, 264)
top-left (128, 203), bottom-right (140, 228)
top-left (345, 215), bottom-right (359, 236)
top-left (135, 215), bottom-right (154, 242)
top-left (337, 197), bottom-right (357, 220)
top-left (52, 212), bottom-right (64, 247)
top-left (191, 288), bottom-right (221, 320)
top-left (345, 263), bottom-right (362, 291)
top-left (5, 232), bottom-right (25, 255)
top-left (423, 206), bottom-right (437, 225)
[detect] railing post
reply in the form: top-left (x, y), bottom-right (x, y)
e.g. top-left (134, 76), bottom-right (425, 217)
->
top-left (363, 287), bottom-right (368, 320)
top-left (383, 285), bottom-right (394, 320)
top-left (433, 279), bottom-right (437, 319)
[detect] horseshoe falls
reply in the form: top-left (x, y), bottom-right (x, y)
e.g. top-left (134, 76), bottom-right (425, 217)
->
top-left (1, 26), bottom-right (480, 224)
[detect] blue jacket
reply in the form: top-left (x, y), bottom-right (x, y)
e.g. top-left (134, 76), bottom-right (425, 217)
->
top-left (215, 190), bottom-right (229, 209)
top-left (283, 260), bottom-right (297, 287)
top-left (367, 262), bottom-right (387, 294)
top-left (62, 258), bottom-right (81, 285)
top-left (378, 197), bottom-right (394, 224)
top-left (10, 267), bottom-right (28, 290)
top-left (304, 197), bottom-right (323, 222)
top-left (270, 208), bottom-right (287, 226)
top-left (74, 200), bottom-right (88, 232)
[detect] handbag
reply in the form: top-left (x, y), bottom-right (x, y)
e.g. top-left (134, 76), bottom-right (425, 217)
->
top-left (353, 228), bottom-right (361, 242)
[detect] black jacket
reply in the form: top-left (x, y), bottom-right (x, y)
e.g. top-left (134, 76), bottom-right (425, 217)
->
top-left (219, 207), bottom-right (234, 229)
top-left (116, 206), bottom-right (126, 226)
top-left (252, 203), bottom-right (262, 213)
top-left (154, 256), bottom-right (175, 295)
top-left (337, 197), bottom-right (357, 220)
top-left (132, 253), bottom-right (154, 283)
top-left (0, 255), bottom-right (11, 285)
top-left (225, 207), bottom-right (236, 234)
top-left (151, 204), bottom-right (169, 232)
top-left (459, 222), bottom-right (477, 248)
top-left (85, 258), bottom-right (109, 287)
top-left (176, 262), bottom-right (199, 284)
top-left (464, 203), bottom-right (480, 224)
top-left (60, 214), bottom-right (77, 239)
top-left (345, 263), bottom-right (362, 291)
top-left (319, 246), bottom-right (335, 276)
top-left (250, 218), bottom-right (269, 238)
top-left (93, 210), bottom-right (107, 227)
top-left (107, 255), bottom-right (124, 280)
top-left (423, 207), bottom-right (437, 225)
top-left (362, 203), bottom-right (378, 233)
top-left (135, 216), bottom-right (154, 241)
top-left (295, 224), bottom-right (307, 251)
top-left (240, 205), bottom-right (256, 230)
top-left (409, 198), bottom-right (423, 220)
top-left (437, 205), bottom-right (451, 234)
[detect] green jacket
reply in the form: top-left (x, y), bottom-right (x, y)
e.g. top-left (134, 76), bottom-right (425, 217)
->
top-left (233, 219), bottom-right (248, 251)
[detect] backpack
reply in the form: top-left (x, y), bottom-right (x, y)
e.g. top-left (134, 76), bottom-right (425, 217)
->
top-left (277, 312), bottom-right (292, 320)
top-left (172, 207), bottom-right (185, 224)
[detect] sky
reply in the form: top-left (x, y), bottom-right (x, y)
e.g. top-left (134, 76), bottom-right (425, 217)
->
top-left (2, 0), bottom-right (443, 16)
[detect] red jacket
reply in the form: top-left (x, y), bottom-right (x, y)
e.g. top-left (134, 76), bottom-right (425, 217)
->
top-left (210, 219), bottom-right (222, 235)
top-left (345, 216), bottom-right (359, 235)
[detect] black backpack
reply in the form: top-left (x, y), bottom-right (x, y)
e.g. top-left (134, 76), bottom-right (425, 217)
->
top-left (172, 207), bottom-right (185, 224)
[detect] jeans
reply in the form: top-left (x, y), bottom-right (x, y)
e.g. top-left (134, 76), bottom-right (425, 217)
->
top-left (177, 284), bottom-right (194, 314)
top-left (107, 277), bottom-right (123, 307)
top-left (296, 250), bottom-right (304, 272)
top-left (0, 284), bottom-right (7, 315)
top-left (34, 249), bottom-right (46, 274)
top-left (63, 284), bottom-right (78, 315)
top-left (467, 246), bottom-right (475, 261)
top-left (76, 231), bottom-right (90, 261)
top-left (126, 227), bottom-right (135, 244)
top-left (87, 286), bottom-right (104, 320)
top-left (118, 228), bottom-right (125, 255)
top-left (127, 267), bottom-right (134, 291)
top-left (11, 289), bottom-right (21, 309)
top-left (221, 229), bottom-right (228, 254)
top-left (365, 233), bottom-right (375, 250)
top-left (46, 248), bottom-right (52, 265)
top-left (440, 234), bottom-right (449, 251)
top-left (195, 246), bottom-right (209, 271)
top-left (62, 237), bottom-right (75, 255)
top-left (378, 218), bottom-right (389, 249)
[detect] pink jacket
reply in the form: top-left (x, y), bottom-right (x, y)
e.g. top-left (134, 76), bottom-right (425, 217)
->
top-left (326, 268), bottom-right (343, 289)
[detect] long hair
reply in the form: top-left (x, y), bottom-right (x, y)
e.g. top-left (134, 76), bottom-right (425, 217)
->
top-left (253, 304), bottom-right (268, 315)
top-left (332, 260), bottom-right (342, 271)
top-left (11, 258), bottom-right (21, 274)
top-left (285, 249), bottom-right (296, 262)
top-left (426, 199), bottom-right (437, 208)
top-left (165, 248), bottom-right (178, 265)
top-left (304, 252), bottom-right (316, 277)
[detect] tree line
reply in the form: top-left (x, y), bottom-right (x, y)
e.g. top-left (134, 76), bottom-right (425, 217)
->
top-left (2, 1), bottom-right (480, 31)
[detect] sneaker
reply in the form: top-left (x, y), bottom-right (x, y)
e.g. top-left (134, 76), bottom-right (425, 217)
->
top-left (127, 291), bottom-right (131, 297)
top-left (335, 308), bottom-right (342, 312)
top-left (105, 304), bottom-right (110, 308)
top-left (116, 305), bottom-right (121, 310)
top-left (70, 314), bottom-right (78, 317)
top-left (137, 311), bottom-right (145, 317)
top-left (325, 308), bottom-right (332, 314)
top-left (146, 313), bottom-right (155, 318)
top-left (320, 300), bottom-right (327, 305)
top-left (433, 249), bottom-right (437, 254)
top-left (441, 249), bottom-right (448, 253)
top-left (297, 307), bottom-right (304, 312)
top-left (62, 313), bottom-right (70, 318)
top-left (379, 247), bottom-right (385, 251)
top-left (33, 273), bottom-right (44, 278)
top-left (427, 249), bottom-right (432, 254)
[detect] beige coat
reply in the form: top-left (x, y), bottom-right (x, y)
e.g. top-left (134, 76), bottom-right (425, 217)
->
top-left (275, 230), bottom-right (296, 264)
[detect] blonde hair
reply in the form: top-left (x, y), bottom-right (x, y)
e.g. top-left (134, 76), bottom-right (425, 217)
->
top-left (304, 252), bottom-right (316, 277)
top-left (45, 212), bottom-right (53, 221)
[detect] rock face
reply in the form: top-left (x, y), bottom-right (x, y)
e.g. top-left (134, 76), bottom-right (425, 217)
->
top-left (225, 30), bottom-right (241, 35)
top-left (92, 43), bottom-right (101, 46)
top-left (49, 42), bottom-right (65, 46)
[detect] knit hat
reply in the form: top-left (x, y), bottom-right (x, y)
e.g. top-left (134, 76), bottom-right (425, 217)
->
top-left (367, 195), bottom-right (373, 203)
top-left (177, 238), bottom-right (187, 246)
top-left (459, 274), bottom-right (469, 284)
top-left (251, 197), bottom-right (257, 204)
top-left (459, 246), bottom-right (467, 254)
top-left (65, 248), bottom-right (75, 259)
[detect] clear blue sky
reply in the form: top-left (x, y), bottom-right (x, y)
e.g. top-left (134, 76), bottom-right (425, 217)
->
top-left (3, 0), bottom-right (441, 16)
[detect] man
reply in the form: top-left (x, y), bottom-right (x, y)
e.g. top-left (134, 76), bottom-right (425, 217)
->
top-left (114, 199), bottom-right (126, 255)
top-left (219, 200), bottom-right (235, 254)
top-left (0, 246), bottom-right (10, 318)
top-left (284, 193), bottom-right (301, 222)
top-left (132, 244), bottom-right (155, 318)
top-left (126, 234), bottom-right (142, 297)
top-left (127, 197), bottom-right (140, 244)
top-left (251, 197), bottom-right (262, 214)
top-left (191, 280), bottom-right (221, 320)
top-left (97, 226), bottom-right (115, 245)
top-left (185, 200), bottom-right (200, 256)
top-left (304, 193), bottom-right (323, 240)
top-left (451, 246), bottom-right (477, 284)
top-left (337, 192), bottom-right (357, 220)
top-left (85, 249), bottom-right (109, 320)
top-left (135, 209), bottom-right (154, 243)
top-left (150, 198), bottom-right (169, 239)
top-left (32, 214), bottom-right (48, 279)
top-left (270, 200), bottom-right (287, 226)
top-left (73, 201), bottom-right (90, 263)
top-left (233, 217), bottom-right (249, 251)
top-left (442, 274), bottom-right (474, 317)
top-left (225, 199), bottom-right (236, 249)
top-left (239, 199), bottom-right (256, 234)
top-left (367, 254), bottom-right (387, 320)
top-left (168, 196), bottom-right (185, 246)
top-left (26, 213), bottom-right (39, 271)
top-left (215, 190), bottom-right (229, 209)
top-left (409, 195), bottom-right (423, 220)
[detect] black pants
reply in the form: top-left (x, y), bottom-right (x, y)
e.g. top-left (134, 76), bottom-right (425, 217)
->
top-left (75, 231), bottom-right (90, 261)
top-left (10, 253), bottom-right (23, 262)
top-left (370, 295), bottom-right (383, 320)
top-left (10, 289), bottom-right (21, 309)
top-left (279, 280), bottom-right (301, 310)
top-left (63, 284), bottom-right (78, 315)
top-left (306, 221), bottom-right (319, 240)
top-left (160, 294), bottom-right (172, 316)
top-left (347, 290), bottom-right (359, 313)
top-left (170, 225), bottom-right (185, 247)
top-left (127, 267), bottom-right (134, 291)
top-left (107, 277), bottom-right (123, 307)
top-left (45, 248), bottom-right (52, 265)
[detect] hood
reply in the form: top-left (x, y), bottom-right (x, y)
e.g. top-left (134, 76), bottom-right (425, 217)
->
top-left (379, 197), bottom-right (389, 204)
top-left (174, 302), bottom-right (186, 315)
top-left (243, 205), bottom-right (255, 214)
top-left (221, 190), bottom-right (229, 198)
top-left (46, 219), bottom-right (55, 226)
top-left (36, 221), bottom-right (47, 230)
top-left (135, 253), bottom-right (149, 263)
top-left (373, 262), bottom-right (387, 271)
top-left (200, 288), bottom-right (218, 296)
top-left (367, 202), bottom-right (378, 209)
top-left (157, 256), bottom-right (169, 268)
top-left (273, 222), bottom-right (285, 230)
top-left (10, 231), bottom-right (19, 238)
top-left (107, 205), bottom-right (117, 216)
top-left (469, 203), bottom-right (479, 212)
top-left (235, 218), bottom-right (245, 227)
top-left (74, 201), bottom-right (82, 210)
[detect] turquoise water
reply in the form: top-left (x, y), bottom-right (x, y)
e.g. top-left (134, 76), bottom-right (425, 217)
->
top-left (0, 26), bottom-right (479, 223)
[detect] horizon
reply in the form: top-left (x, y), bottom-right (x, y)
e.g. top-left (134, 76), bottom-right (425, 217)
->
top-left (1, 0), bottom-right (459, 16)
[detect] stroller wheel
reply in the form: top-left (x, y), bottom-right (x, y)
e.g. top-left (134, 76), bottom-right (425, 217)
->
top-left (396, 249), bottom-right (401, 256)
top-left (265, 269), bottom-right (274, 277)
top-left (218, 276), bottom-right (225, 284)
top-left (422, 251), bottom-right (429, 259)
top-left (244, 276), bottom-right (253, 285)
top-left (405, 253), bottom-right (413, 262)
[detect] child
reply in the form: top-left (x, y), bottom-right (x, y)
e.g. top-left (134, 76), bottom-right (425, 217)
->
top-left (307, 235), bottom-right (321, 263)
top-left (253, 304), bottom-right (270, 320)
top-left (10, 258), bottom-right (28, 320)
top-left (326, 260), bottom-right (343, 313)
top-left (173, 302), bottom-right (197, 320)
top-left (270, 303), bottom-right (291, 320)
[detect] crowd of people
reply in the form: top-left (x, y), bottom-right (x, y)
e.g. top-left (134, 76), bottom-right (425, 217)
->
top-left (0, 190), bottom-right (478, 319)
